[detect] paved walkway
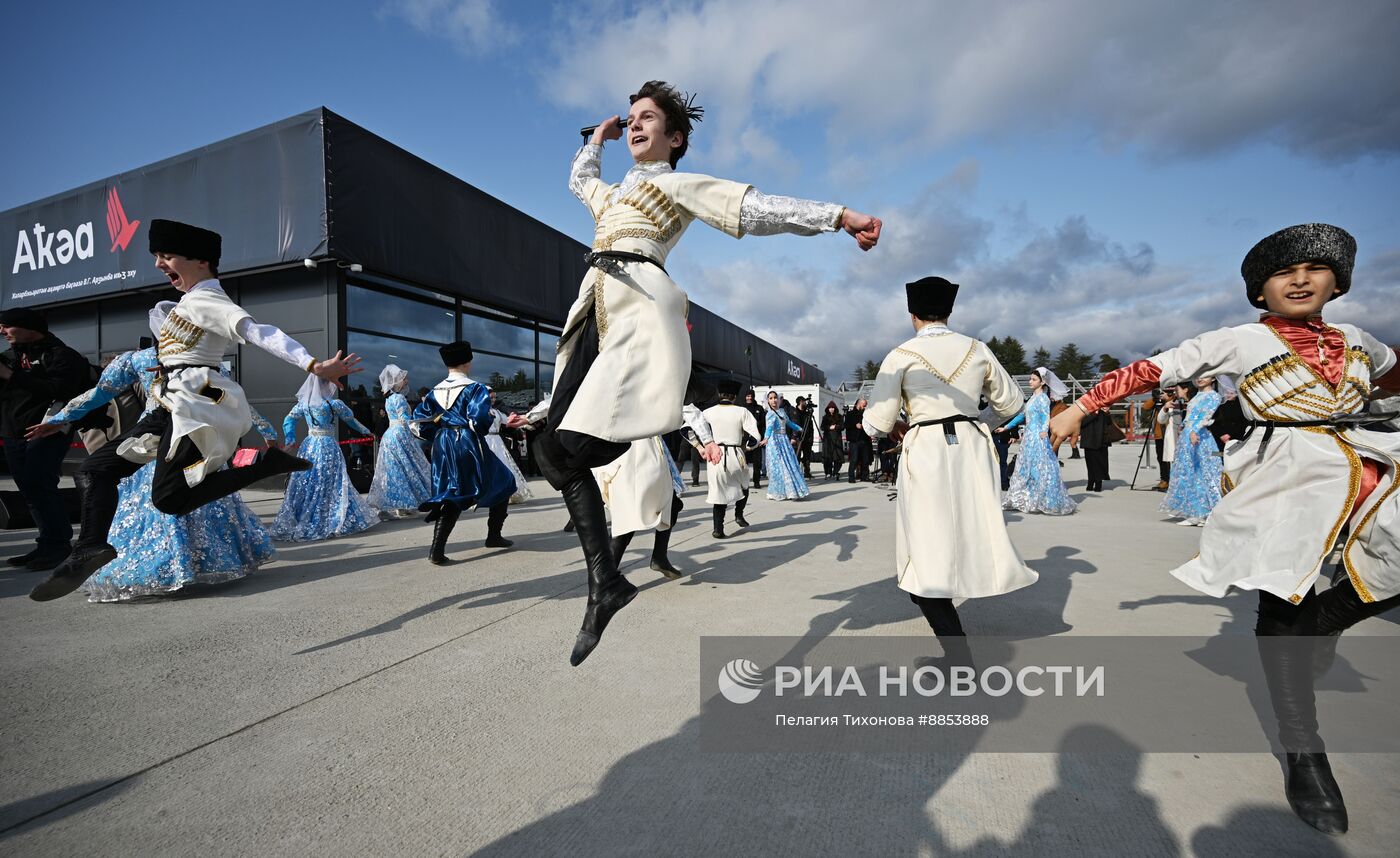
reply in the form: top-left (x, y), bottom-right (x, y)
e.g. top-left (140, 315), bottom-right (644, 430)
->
top-left (1, 446), bottom-right (1394, 856)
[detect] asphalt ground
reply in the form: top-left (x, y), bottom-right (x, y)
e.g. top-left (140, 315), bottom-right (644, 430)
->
top-left (1, 444), bottom-right (1396, 856)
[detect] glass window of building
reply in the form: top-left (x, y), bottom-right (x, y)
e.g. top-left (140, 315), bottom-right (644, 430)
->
top-left (538, 329), bottom-right (560, 359)
top-left (346, 283), bottom-right (455, 343)
top-left (470, 352), bottom-right (539, 411)
top-left (459, 312), bottom-right (535, 358)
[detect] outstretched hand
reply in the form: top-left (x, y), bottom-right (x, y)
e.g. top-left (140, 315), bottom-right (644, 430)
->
top-left (312, 351), bottom-right (364, 387)
top-left (841, 209), bottom-right (882, 251)
top-left (24, 421), bottom-right (67, 441)
top-left (1048, 405), bottom-right (1084, 447)
top-left (702, 441), bottom-right (722, 465)
top-left (505, 413), bottom-right (529, 430)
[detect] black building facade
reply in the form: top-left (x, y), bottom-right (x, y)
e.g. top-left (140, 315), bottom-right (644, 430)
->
top-left (1, 108), bottom-right (822, 452)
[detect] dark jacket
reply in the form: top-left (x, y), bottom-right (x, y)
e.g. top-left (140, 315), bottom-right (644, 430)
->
top-left (1079, 411), bottom-right (1111, 450)
top-left (794, 406), bottom-right (815, 450)
top-left (0, 334), bottom-right (91, 437)
top-left (844, 408), bottom-right (872, 449)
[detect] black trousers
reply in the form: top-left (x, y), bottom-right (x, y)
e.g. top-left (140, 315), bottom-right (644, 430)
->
top-left (992, 432), bottom-right (1012, 490)
top-left (75, 407), bottom-right (267, 550)
top-left (537, 312), bottom-right (628, 487)
top-left (675, 441), bottom-right (703, 484)
top-left (1084, 447), bottom-right (1110, 489)
top-left (1155, 439), bottom-right (1169, 482)
top-left (3, 432), bottom-right (74, 551)
top-left (848, 442), bottom-right (872, 481)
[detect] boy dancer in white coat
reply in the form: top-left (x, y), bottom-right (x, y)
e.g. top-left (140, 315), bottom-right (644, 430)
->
top-left (864, 277), bottom-right (1035, 652)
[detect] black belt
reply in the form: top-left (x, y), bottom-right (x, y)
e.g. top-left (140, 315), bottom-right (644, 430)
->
top-left (157, 363), bottom-right (220, 374)
top-left (584, 249), bottom-right (667, 275)
top-left (1234, 413), bottom-right (1398, 457)
top-left (911, 414), bottom-right (979, 445)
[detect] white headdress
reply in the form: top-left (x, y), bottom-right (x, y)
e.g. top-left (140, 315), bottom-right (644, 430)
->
top-left (379, 363), bottom-right (408, 395)
top-left (1215, 375), bottom-right (1239, 398)
top-left (1033, 367), bottom-right (1069, 400)
top-left (147, 300), bottom-right (177, 339)
top-left (296, 374), bottom-right (336, 408)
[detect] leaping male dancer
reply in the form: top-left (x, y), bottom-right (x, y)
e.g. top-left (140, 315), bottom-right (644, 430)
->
top-left (529, 80), bottom-right (881, 665)
top-left (29, 219), bottom-right (360, 600)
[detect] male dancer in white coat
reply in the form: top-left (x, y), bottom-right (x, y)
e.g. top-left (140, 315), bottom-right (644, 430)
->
top-left (702, 380), bottom-right (763, 539)
top-left (863, 277), bottom-right (1035, 652)
top-left (30, 219), bottom-right (359, 601)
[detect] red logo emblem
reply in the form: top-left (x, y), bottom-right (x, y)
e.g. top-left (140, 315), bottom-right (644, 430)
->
top-left (105, 187), bottom-right (140, 252)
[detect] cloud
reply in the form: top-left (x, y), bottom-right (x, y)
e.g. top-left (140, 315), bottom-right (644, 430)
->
top-left (673, 164), bottom-right (1391, 384)
top-left (379, 0), bottom-right (517, 55)
top-left (538, 0), bottom-right (1400, 166)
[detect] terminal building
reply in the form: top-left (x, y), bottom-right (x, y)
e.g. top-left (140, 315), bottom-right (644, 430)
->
top-left (0, 108), bottom-right (823, 458)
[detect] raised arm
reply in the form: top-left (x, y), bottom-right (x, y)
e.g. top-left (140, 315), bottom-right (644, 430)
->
top-left (331, 399), bottom-right (373, 436)
top-left (45, 351), bottom-right (138, 425)
top-left (234, 318), bottom-right (362, 385)
top-left (1051, 328), bottom-right (1241, 446)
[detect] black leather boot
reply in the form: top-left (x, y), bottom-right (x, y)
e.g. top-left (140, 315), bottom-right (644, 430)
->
top-left (560, 470), bottom-right (636, 667)
top-left (610, 531), bottom-right (634, 567)
top-left (483, 503), bottom-right (512, 548)
top-left (428, 503), bottom-right (461, 566)
top-left (712, 504), bottom-right (727, 539)
top-left (734, 492), bottom-right (750, 529)
top-left (650, 495), bottom-right (683, 579)
top-left (1257, 620), bottom-right (1347, 835)
top-left (29, 472), bottom-right (118, 602)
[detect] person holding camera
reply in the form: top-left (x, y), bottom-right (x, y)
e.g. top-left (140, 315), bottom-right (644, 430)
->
top-left (0, 308), bottom-right (91, 571)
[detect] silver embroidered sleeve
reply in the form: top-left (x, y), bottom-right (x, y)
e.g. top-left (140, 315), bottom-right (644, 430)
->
top-left (739, 189), bottom-right (843, 237)
top-left (568, 144), bottom-right (603, 205)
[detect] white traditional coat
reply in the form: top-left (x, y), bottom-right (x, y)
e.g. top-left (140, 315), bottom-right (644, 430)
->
top-left (561, 165), bottom-right (748, 443)
top-left (1149, 321), bottom-right (1399, 603)
top-left (865, 325), bottom-right (1036, 599)
top-left (702, 402), bottom-right (761, 505)
top-left (593, 406), bottom-right (711, 535)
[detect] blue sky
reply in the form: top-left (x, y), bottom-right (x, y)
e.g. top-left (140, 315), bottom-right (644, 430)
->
top-left (4, 0), bottom-right (1398, 380)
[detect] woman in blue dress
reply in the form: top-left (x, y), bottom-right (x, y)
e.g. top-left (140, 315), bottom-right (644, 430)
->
top-left (270, 378), bottom-right (378, 542)
top-left (1003, 367), bottom-right (1077, 515)
top-left (761, 391), bottom-right (810, 501)
top-left (368, 364), bottom-right (433, 517)
top-left (1160, 377), bottom-right (1224, 526)
top-left (39, 331), bottom-right (278, 600)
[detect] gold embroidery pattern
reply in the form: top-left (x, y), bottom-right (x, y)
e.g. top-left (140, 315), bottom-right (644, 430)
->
top-left (894, 343), bottom-right (977, 385)
top-left (590, 268), bottom-right (609, 344)
top-left (593, 227), bottom-right (665, 252)
top-left (1343, 446), bottom-right (1397, 604)
top-left (158, 312), bottom-right (205, 359)
top-left (627, 181), bottom-right (682, 241)
top-left (1293, 429), bottom-right (1364, 597)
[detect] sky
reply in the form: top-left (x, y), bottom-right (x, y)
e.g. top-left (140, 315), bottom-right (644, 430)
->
top-left (3, 0), bottom-right (1398, 382)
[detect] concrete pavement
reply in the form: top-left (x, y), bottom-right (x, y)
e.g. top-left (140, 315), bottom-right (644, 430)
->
top-left (1, 444), bottom-right (1395, 856)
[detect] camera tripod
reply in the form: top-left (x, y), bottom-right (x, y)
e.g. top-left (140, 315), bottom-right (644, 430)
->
top-left (1129, 406), bottom-right (1158, 491)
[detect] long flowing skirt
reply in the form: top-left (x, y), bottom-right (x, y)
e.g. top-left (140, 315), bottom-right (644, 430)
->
top-left (368, 424), bottom-right (434, 514)
top-left (485, 434), bottom-right (533, 503)
top-left (765, 437), bottom-right (810, 500)
top-left (271, 435), bottom-right (378, 542)
top-left (1003, 435), bottom-right (1077, 515)
top-left (82, 461), bottom-right (275, 602)
top-left (1160, 434), bottom-right (1223, 520)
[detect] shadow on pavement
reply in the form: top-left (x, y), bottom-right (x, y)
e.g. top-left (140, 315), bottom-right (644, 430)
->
top-left (0, 778), bottom-right (133, 840)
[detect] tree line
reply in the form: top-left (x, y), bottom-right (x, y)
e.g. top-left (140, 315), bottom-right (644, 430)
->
top-left (852, 338), bottom-right (1121, 382)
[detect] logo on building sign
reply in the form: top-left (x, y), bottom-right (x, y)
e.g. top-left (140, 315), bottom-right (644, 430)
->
top-left (11, 186), bottom-right (138, 274)
top-left (105, 187), bottom-right (140, 252)
top-left (787, 360), bottom-right (803, 380)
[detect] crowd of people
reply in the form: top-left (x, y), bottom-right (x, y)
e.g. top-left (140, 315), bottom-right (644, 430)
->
top-left (2, 79), bottom-right (1398, 840)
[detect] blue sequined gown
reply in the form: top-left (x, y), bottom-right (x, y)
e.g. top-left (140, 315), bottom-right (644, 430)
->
top-left (1003, 392), bottom-right (1077, 515)
top-left (46, 348), bottom-right (277, 601)
top-left (1161, 390), bottom-right (1224, 521)
top-left (764, 408), bottom-right (810, 500)
top-left (271, 400), bottom-right (378, 541)
top-left (368, 392), bottom-right (433, 515)
top-left (413, 377), bottom-right (515, 511)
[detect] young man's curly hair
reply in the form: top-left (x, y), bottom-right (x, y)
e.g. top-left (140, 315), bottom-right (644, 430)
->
top-left (629, 80), bottom-right (704, 168)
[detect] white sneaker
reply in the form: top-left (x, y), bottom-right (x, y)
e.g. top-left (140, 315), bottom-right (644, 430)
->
top-left (1176, 519), bottom-right (1195, 526)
